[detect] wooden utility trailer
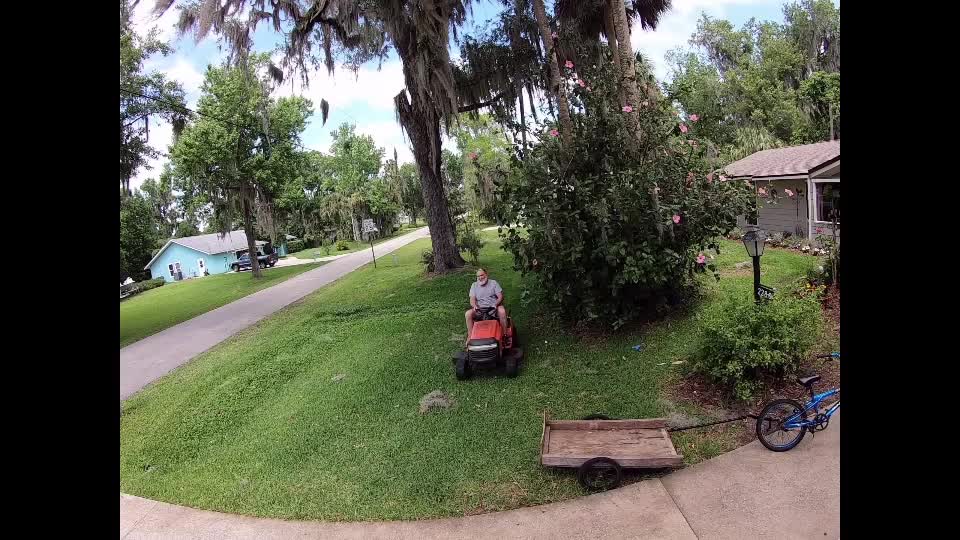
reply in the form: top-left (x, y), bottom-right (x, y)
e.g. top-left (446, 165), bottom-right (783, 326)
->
top-left (540, 414), bottom-right (683, 491)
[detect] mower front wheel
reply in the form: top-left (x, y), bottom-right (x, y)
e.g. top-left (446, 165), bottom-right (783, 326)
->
top-left (455, 353), bottom-right (472, 380)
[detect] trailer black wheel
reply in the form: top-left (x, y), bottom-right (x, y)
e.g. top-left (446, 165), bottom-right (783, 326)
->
top-left (578, 457), bottom-right (622, 491)
top-left (455, 354), bottom-right (471, 380)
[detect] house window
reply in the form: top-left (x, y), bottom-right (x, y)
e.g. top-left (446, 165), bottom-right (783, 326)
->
top-left (168, 263), bottom-right (175, 278)
top-left (815, 182), bottom-right (840, 223)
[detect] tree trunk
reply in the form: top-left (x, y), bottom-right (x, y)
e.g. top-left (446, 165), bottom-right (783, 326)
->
top-left (351, 213), bottom-right (362, 242)
top-left (395, 91), bottom-right (465, 273)
top-left (509, 10), bottom-right (528, 150)
top-left (602, 4), bottom-right (627, 109)
top-left (610, 0), bottom-right (643, 145)
top-left (532, 0), bottom-right (574, 147)
top-left (242, 191), bottom-right (262, 278)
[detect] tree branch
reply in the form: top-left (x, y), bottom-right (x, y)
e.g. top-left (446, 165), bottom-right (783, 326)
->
top-left (458, 90), bottom-right (510, 113)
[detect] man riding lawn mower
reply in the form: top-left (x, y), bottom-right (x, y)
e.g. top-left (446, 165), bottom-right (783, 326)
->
top-left (453, 269), bottom-right (524, 380)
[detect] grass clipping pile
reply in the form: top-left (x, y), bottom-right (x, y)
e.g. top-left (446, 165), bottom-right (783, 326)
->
top-left (419, 390), bottom-right (456, 414)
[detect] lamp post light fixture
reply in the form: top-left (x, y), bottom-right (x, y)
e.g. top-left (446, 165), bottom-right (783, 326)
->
top-left (742, 226), bottom-right (766, 304)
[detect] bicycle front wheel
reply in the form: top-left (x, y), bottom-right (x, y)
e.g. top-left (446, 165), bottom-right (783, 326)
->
top-left (756, 398), bottom-right (807, 452)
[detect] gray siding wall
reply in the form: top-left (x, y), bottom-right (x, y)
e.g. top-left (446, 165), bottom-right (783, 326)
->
top-left (737, 179), bottom-right (809, 237)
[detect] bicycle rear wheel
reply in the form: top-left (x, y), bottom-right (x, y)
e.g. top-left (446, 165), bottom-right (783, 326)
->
top-left (756, 399), bottom-right (807, 452)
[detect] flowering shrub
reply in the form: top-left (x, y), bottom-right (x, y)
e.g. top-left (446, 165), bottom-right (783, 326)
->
top-left (498, 59), bottom-right (753, 328)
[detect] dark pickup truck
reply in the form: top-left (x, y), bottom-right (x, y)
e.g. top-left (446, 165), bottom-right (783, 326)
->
top-left (231, 252), bottom-right (278, 272)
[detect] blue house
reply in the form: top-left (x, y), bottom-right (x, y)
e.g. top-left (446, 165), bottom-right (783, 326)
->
top-left (144, 230), bottom-right (269, 282)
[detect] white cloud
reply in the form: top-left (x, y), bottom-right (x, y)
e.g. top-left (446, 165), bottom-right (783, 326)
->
top-left (131, 0), bottom-right (184, 45)
top-left (130, 118), bottom-right (174, 192)
top-left (272, 61), bottom-right (406, 112)
top-left (165, 59), bottom-right (205, 94)
top-left (356, 121), bottom-right (414, 164)
top-left (631, 0), bottom-right (781, 82)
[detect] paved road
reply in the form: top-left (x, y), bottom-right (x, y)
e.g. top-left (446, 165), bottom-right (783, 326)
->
top-left (120, 414), bottom-right (839, 538)
top-left (120, 227), bottom-right (430, 401)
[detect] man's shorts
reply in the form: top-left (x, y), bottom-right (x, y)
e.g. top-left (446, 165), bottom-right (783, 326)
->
top-left (472, 306), bottom-right (499, 320)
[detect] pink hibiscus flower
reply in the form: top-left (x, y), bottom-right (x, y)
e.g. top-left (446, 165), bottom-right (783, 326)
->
top-left (706, 172), bottom-right (714, 183)
top-left (622, 105), bottom-right (633, 113)
top-left (696, 254), bottom-right (706, 264)
top-left (758, 187), bottom-right (767, 196)
top-left (687, 171), bottom-right (695, 183)
top-left (468, 151), bottom-right (478, 160)
top-left (672, 214), bottom-right (681, 224)
top-left (689, 114), bottom-right (699, 122)
top-left (577, 79), bottom-right (586, 88)
top-left (679, 123), bottom-right (689, 133)
top-left (785, 188), bottom-right (795, 197)
top-left (549, 129), bottom-right (559, 137)
top-left (816, 227), bottom-right (824, 234)
top-left (564, 60), bottom-right (574, 69)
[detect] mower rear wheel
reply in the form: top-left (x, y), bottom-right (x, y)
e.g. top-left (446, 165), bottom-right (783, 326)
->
top-left (455, 354), bottom-right (471, 380)
top-left (504, 353), bottom-right (519, 377)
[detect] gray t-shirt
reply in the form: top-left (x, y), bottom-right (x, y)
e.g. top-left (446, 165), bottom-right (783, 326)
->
top-left (470, 279), bottom-right (502, 308)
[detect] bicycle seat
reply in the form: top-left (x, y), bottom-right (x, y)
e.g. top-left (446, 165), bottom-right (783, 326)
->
top-left (797, 375), bottom-right (821, 387)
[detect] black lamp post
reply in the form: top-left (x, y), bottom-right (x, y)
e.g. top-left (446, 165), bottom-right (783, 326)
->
top-left (742, 226), bottom-right (766, 304)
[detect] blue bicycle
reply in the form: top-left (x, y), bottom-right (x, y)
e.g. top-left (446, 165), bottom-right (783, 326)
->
top-left (756, 353), bottom-right (840, 452)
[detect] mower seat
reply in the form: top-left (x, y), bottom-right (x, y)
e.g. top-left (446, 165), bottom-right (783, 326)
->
top-left (796, 375), bottom-right (821, 387)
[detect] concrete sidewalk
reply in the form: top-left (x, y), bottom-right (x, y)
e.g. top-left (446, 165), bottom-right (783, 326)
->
top-left (120, 227), bottom-right (431, 401)
top-left (273, 253), bottom-right (351, 267)
top-left (120, 414), bottom-right (839, 539)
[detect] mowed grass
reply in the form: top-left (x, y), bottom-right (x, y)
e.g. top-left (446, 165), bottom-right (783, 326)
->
top-left (289, 224), bottom-right (424, 259)
top-left (120, 263), bottom-right (326, 348)
top-left (119, 234), bottom-right (821, 520)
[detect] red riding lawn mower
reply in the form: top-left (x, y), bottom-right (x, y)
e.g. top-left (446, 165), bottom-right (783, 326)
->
top-left (453, 306), bottom-right (524, 380)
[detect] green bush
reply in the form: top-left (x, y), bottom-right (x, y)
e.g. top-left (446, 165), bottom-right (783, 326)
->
top-left (727, 227), bottom-right (745, 240)
top-left (456, 222), bottom-right (486, 264)
top-left (286, 239), bottom-right (305, 254)
top-left (767, 232), bottom-right (785, 247)
top-left (499, 56), bottom-right (753, 328)
top-left (335, 239), bottom-right (350, 251)
top-left (136, 277), bottom-right (166, 293)
top-left (420, 249), bottom-right (435, 273)
top-left (823, 241), bottom-right (840, 285)
top-left (694, 292), bottom-right (822, 401)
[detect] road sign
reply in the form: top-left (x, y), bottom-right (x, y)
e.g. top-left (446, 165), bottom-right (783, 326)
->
top-left (362, 218), bottom-right (379, 234)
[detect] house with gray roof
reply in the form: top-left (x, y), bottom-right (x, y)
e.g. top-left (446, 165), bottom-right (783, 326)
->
top-left (144, 230), bottom-right (270, 282)
top-left (725, 140), bottom-right (839, 239)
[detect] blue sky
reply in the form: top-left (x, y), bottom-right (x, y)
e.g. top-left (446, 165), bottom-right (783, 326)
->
top-left (130, 0), bottom-right (801, 190)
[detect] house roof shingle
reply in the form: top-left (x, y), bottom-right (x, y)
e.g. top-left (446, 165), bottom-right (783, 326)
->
top-left (724, 140), bottom-right (839, 179)
top-left (172, 230), bottom-right (266, 255)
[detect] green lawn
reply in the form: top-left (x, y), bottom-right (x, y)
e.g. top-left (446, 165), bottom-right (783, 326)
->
top-left (119, 234), bottom-right (821, 520)
top-left (289, 224), bottom-right (424, 260)
top-left (120, 263), bottom-right (326, 348)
